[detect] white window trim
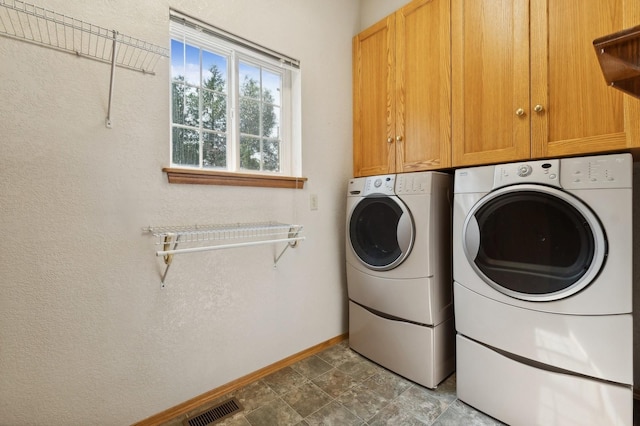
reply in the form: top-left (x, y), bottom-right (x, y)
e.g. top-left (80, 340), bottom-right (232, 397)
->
top-left (168, 11), bottom-right (302, 179)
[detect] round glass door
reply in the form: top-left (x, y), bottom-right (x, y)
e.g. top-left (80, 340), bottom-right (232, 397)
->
top-left (349, 196), bottom-right (414, 270)
top-left (463, 185), bottom-right (607, 301)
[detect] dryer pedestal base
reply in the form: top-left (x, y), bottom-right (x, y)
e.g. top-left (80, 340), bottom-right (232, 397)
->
top-left (348, 301), bottom-right (455, 389)
top-left (456, 334), bottom-right (633, 426)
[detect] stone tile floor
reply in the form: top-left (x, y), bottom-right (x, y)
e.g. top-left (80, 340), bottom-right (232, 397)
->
top-left (164, 340), bottom-right (504, 425)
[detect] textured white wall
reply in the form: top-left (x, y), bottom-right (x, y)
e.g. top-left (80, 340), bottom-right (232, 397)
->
top-left (0, 0), bottom-right (359, 424)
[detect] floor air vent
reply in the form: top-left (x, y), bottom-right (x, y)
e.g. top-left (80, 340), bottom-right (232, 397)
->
top-left (183, 397), bottom-right (243, 426)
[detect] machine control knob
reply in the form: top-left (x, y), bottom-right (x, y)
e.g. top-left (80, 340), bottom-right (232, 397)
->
top-left (374, 178), bottom-right (382, 188)
top-left (517, 164), bottom-right (533, 177)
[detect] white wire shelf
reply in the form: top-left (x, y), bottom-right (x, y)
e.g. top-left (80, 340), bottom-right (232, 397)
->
top-left (144, 222), bottom-right (305, 285)
top-left (0, 0), bottom-right (170, 127)
top-left (0, 0), bottom-right (169, 73)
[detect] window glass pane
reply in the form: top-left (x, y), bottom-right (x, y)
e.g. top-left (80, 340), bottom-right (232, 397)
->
top-left (183, 86), bottom-right (200, 127)
top-left (263, 70), bottom-right (281, 106)
top-left (239, 98), bottom-right (260, 136)
top-left (184, 44), bottom-right (200, 86)
top-left (170, 39), bottom-right (184, 80)
top-left (239, 62), bottom-right (260, 99)
top-left (240, 135), bottom-right (260, 170)
top-left (171, 82), bottom-right (186, 125)
top-left (203, 132), bottom-right (226, 168)
top-left (172, 83), bottom-right (200, 127)
top-left (202, 50), bottom-right (228, 91)
top-left (202, 89), bottom-right (226, 131)
top-left (263, 105), bottom-right (280, 138)
top-left (263, 139), bottom-right (280, 172)
top-left (172, 127), bottom-right (200, 166)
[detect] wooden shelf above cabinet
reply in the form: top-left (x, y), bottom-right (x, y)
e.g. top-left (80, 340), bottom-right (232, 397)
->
top-left (593, 25), bottom-right (640, 99)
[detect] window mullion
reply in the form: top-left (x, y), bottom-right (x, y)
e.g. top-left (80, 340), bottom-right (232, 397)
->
top-left (259, 67), bottom-right (264, 171)
top-left (199, 48), bottom-right (204, 168)
top-left (230, 53), bottom-right (239, 172)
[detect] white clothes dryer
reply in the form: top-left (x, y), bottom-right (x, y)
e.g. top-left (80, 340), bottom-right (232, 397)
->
top-left (346, 171), bottom-right (455, 389)
top-left (453, 153), bottom-right (633, 425)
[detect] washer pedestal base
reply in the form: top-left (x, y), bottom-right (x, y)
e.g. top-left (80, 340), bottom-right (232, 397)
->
top-left (348, 301), bottom-right (455, 389)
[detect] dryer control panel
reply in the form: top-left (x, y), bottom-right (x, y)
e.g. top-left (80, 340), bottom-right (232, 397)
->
top-left (561, 153), bottom-right (632, 190)
top-left (491, 153), bottom-right (632, 190)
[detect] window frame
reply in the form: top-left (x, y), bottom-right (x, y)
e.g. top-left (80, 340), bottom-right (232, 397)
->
top-left (168, 12), bottom-right (304, 188)
top-left (235, 55), bottom-right (291, 173)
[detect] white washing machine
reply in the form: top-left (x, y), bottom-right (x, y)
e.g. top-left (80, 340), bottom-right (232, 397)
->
top-left (346, 171), bottom-right (455, 389)
top-left (453, 153), bottom-right (633, 425)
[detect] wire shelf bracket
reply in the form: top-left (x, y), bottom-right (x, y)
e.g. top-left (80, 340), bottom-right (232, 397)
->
top-left (0, 0), bottom-right (170, 128)
top-left (144, 222), bottom-right (305, 286)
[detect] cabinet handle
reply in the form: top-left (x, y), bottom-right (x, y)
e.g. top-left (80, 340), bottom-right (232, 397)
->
top-left (515, 108), bottom-right (526, 117)
top-left (534, 104), bottom-right (545, 113)
top-left (396, 135), bottom-right (403, 142)
top-left (387, 137), bottom-right (393, 143)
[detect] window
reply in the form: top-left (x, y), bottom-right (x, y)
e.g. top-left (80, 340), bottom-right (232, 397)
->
top-left (168, 11), bottom-right (302, 180)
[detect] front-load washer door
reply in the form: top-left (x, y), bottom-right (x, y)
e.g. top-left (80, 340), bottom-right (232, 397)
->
top-left (462, 184), bottom-right (607, 301)
top-left (349, 195), bottom-right (414, 271)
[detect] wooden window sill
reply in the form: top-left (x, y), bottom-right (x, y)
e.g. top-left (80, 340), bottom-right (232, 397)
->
top-left (163, 168), bottom-right (307, 189)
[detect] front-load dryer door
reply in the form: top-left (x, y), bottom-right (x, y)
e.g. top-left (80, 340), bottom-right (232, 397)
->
top-left (462, 184), bottom-right (607, 301)
top-left (349, 195), bottom-right (414, 271)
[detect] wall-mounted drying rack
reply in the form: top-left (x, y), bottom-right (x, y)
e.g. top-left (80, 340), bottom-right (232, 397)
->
top-left (144, 222), bottom-right (305, 285)
top-left (0, 0), bottom-right (170, 128)
top-left (593, 25), bottom-right (640, 99)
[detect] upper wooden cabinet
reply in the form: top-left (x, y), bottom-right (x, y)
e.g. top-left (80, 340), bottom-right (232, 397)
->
top-left (452, 0), bottom-right (640, 167)
top-left (451, 0), bottom-right (531, 166)
top-left (353, 0), bottom-right (451, 177)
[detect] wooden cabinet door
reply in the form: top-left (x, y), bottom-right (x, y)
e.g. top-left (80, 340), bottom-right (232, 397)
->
top-left (395, 0), bottom-right (451, 172)
top-left (452, 0), bottom-right (531, 167)
top-left (530, 0), bottom-right (640, 158)
top-left (353, 16), bottom-right (396, 177)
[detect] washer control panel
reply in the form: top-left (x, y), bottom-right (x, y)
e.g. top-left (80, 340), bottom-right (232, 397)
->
top-left (362, 174), bottom-right (395, 196)
top-left (516, 164), bottom-right (533, 177)
top-left (494, 159), bottom-right (560, 189)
